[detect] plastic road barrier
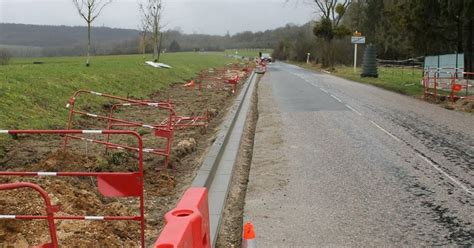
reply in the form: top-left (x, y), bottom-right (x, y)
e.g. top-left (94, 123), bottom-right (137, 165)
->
top-left (153, 187), bottom-right (210, 248)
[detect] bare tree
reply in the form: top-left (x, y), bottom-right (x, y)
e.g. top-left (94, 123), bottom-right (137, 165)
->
top-left (139, 0), bottom-right (163, 62)
top-left (138, 21), bottom-right (150, 57)
top-left (311, 0), bottom-right (352, 68)
top-left (137, 1), bottom-right (151, 57)
top-left (287, 0), bottom-right (351, 67)
top-left (312, 0), bottom-right (351, 25)
top-left (72, 0), bottom-right (112, 66)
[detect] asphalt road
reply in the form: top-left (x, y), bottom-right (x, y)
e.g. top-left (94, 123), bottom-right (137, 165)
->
top-left (244, 62), bottom-right (473, 247)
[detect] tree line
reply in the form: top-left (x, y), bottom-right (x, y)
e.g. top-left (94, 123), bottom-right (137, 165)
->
top-left (344, 0), bottom-right (473, 60)
top-left (274, 0), bottom-right (474, 71)
top-left (273, 0), bottom-right (473, 72)
top-left (0, 23), bottom-right (281, 57)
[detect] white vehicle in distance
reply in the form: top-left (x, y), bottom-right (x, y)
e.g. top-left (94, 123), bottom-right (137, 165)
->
top-left (261, 53), bottom-right (273, 63)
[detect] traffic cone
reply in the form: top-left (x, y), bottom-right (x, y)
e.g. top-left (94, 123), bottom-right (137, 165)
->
top-left (242, 222), bottom-right (256, 248)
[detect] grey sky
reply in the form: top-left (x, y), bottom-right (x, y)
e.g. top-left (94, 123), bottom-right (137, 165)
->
top-left (0, 0), bottom-right (318, 35)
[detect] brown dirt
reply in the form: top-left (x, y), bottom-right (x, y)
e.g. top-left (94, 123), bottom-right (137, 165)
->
top-left (216, 75), bottom-right (260, 247)
top-left (452, 98), bottom-right (474, 112)
top-left (0, 69), bottom-right (250, 247)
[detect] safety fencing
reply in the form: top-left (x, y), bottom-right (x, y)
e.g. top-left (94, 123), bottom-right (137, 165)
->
top-left (153, 187), bottom-right (210, 248)
top-left (0, 182), bottom-right (59, 248)
top-left (422, 68), bottom-right (473, 103)
top-left (197, 69), bottom-right (240, 94)
top-left (1, 64), bottom-right (254, 246)
top-left (0, 130), bottom-right (146, 247)
top-left (64, 90), bottom-right (175, 169)
top-left (189, 63), bottom-right (251, 95)
top-left (108, 100), bottom-right (210, 132)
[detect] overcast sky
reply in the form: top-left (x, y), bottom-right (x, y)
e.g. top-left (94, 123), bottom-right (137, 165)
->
top-left (0, 0), bottom-right (318, 35)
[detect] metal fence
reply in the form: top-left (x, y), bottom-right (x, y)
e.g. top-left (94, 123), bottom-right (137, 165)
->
top-left (424, 53), bottom-right (464, 78)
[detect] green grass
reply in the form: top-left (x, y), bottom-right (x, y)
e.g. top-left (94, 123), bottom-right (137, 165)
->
top-left (0, 52), bottom-right (235, 131)
top-left (293, 62), bottom-right (425, 97)
top-left (224, 49), bottom-right (273, 59)
top-left (332, 66), bottom-right (424, 96)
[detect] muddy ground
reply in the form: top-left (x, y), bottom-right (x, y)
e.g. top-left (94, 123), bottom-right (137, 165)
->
top-left (0, 69), bottom-right (249, 247)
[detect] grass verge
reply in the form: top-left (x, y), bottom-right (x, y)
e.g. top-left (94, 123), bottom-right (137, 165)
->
top-left (292, 62), bottom-right (424, 97)
top-left (0, 52), bottom-right (235, 131)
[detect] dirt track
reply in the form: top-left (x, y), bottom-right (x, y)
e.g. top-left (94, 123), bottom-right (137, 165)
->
top-left (0, 70), bottom-right (248, 247)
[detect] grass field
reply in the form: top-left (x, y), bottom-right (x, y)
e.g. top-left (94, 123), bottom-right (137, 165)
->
top-left (333, 66), bottom-right (424, 96)
top-left (224, 49), bottom-right (273, 59)
top-left (295, 63), bottom-right (424, 97)
top-left (0, 52), bottom-right (235, 131)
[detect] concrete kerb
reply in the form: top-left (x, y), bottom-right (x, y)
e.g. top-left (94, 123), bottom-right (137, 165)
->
top-left (190, 71), bottom-right (258, 246)
top-left (191, 71), bottom-right (256, 188)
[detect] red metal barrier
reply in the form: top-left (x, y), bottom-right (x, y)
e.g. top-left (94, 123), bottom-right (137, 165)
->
top-left (109, 101), bottom-right (209, 131)
top-left (154, 187), bottom-right (210, 248)
top-left (64, 90), bottom-right (175, 169)
top-left (196, 68), bottom-right (244, 94)
top-left (225, 62), bottom-right (254, 77)
top-left (423, 69), bottom-right (474, 103)
top-left (458, 72), bottom-right (474, 101)
top-left (0, 130), bottom-right (146, 247)
top-left (0, 182), bottom-right (59, 248)
top-left (423, 69), bottom-right (455, 102)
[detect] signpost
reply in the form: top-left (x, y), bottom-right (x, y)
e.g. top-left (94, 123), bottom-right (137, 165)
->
top-left (351, 31), bottom-right (365, 72)
top-left (307, 53), bottom-right (310, 64)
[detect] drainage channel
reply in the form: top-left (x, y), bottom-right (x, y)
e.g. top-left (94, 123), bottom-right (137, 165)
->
top-left (191, 71), bottom-right (258, 246)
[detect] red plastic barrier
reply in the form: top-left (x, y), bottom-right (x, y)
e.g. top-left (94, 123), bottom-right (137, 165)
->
top-left (154, 187), bottom-right (210, 248)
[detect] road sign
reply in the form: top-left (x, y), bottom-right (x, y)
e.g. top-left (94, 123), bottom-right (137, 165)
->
top-left (351, 36), bottom-right (366, 44)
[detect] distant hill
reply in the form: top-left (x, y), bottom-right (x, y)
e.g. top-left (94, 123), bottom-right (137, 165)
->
top-left (0, 23), bottom-right (139, 47)
top-left (0, 22), bottom-right (309, 57)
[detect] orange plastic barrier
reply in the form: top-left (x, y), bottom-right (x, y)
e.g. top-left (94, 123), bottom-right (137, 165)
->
top-left (154, 187), bottom-right (210, 248)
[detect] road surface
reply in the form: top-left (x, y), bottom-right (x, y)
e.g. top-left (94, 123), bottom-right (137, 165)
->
top-left (244, 62), bottom-right (473, 247)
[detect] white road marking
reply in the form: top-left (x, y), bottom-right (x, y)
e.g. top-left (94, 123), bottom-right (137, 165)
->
top-left (416, 154), bottom-right (473, 196)
top-left (345, 104), bottom-right (363, 116)
top-left (287, 62), bottom-right (473, 196)
top-left (369, 120), bottom-right (401, 142)
top-left (330, 95), bottom-right (343, 103)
